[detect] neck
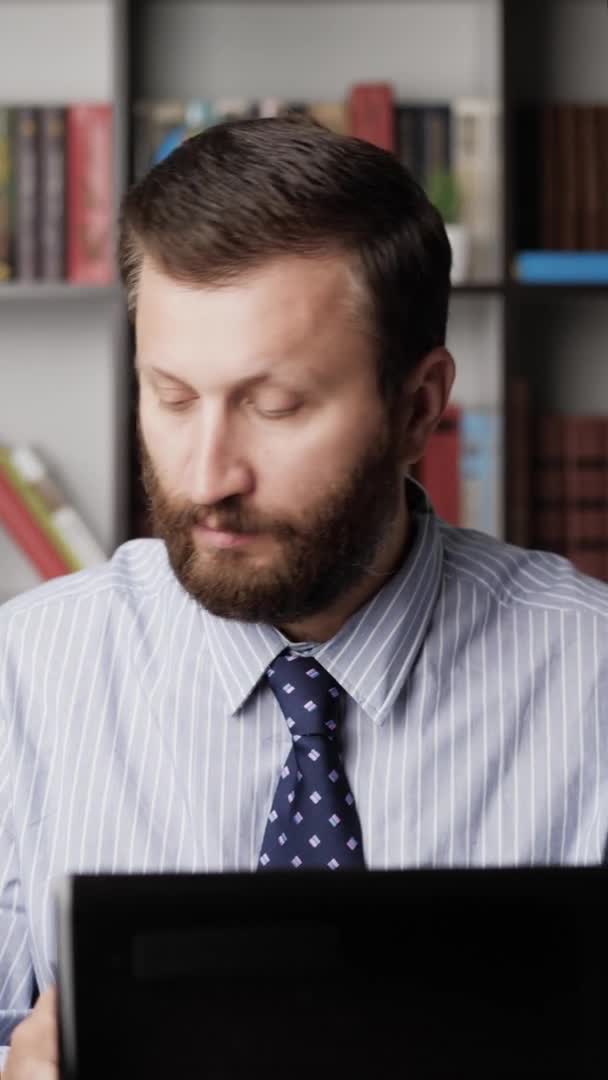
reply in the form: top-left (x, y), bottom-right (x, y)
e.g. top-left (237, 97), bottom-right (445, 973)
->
top-left (278, 496), bottom-right (411, 644)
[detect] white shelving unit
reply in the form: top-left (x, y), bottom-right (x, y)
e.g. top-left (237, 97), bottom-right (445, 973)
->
top-left (0, 0), bottom-right (129, 599)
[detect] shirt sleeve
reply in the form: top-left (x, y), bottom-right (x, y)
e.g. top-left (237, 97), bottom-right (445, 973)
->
top-left (0, 703), bottom-right (35, 1056)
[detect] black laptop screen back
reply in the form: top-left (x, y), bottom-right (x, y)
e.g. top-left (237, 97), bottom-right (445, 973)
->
top-left (56, 868), bottom-right (606, 1079)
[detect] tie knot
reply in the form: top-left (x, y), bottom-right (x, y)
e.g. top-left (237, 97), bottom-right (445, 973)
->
top-left (266, 651), bottom-right (342, 738)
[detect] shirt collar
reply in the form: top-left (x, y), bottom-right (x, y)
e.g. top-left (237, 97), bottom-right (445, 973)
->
top-left (201, 478), bottom-right (444, 725)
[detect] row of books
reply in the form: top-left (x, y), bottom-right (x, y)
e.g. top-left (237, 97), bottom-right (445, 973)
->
top-left (0, 444), bottom-right (106, 581)
top-left (531, 413), bottom-right (608, 583)
top-left (517, 103), bottom-right (608, 253)
top-left (508, 380), bottom-right (608, 584)
top-left (418, 398), bottom-right (608, 585)
top-left (413, 405), bottom-right (503, 540)
top-left (0, 104), bottom-right (113, 284)
top-left (134, 84), bottom-right (501, 281)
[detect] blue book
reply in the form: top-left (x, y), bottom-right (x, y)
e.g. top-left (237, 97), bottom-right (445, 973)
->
top-left (515, 252), bottom-right (608, 284)
top-left (460, 410), bottom-right (503, 538)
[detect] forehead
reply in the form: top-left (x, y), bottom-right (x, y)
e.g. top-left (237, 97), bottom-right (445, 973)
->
top-left (133, 252), bottom-right (377, 396)
top-left (136, 252), bottom-right (364, 346)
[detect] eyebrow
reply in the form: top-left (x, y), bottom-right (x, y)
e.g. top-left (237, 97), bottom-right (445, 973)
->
top-left (137, 363), bottom-right (305, 393)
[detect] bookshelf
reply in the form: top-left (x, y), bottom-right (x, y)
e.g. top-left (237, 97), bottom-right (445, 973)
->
top-left (0, 0), bottom-right (607, 599)
top-left (0, 0), bottom-right (129, 597)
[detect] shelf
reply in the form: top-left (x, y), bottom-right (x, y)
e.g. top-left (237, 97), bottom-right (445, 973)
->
top-left (0, 283), bottom-right (121, 301)
top-left (508, 282), bottom-right (608, 300)
top-left (452, 283), bottom-right (505, 295)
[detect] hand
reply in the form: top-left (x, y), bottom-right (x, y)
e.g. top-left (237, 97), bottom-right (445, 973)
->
top-left (3, 986), bottom-right (58, 1080)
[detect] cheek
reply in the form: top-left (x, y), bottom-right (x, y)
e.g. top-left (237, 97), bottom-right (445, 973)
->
top-left (257, 402), bottom-right (383, 504)
top-left (139, 404), bottom-right (190, 489)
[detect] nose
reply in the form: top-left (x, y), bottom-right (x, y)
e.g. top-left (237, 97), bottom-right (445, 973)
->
top-left (189, 405), bottom-right (254, 507)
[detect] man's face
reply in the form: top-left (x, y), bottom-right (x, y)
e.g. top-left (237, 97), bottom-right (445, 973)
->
top-left (135, 253), bottom-right (405, 625)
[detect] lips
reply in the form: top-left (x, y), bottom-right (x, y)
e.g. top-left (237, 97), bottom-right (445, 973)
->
top-left (194, 523), bottom-right (257, 549)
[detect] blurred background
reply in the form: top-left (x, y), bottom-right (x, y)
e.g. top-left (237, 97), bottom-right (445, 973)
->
top-left (0, 0), bottom-right (607, 603)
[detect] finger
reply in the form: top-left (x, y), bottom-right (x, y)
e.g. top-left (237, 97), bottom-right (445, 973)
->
top-left (7, 1058), bottom-right (57, 1080)
top-left (34, 987), bottom-right (57, 1017)
top-left (9, 1005), bottom-right (58, 1065)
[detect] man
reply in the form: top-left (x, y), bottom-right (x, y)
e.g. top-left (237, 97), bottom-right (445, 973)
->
top-left (1, 114), bottom-right (608, 1077)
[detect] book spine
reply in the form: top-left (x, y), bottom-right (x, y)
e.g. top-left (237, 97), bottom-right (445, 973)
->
top-left (415, 404), bottom-right (461, 526)
top-left (557, 103), bottom-right (578, 251)
top-left (507, 377), bottom-right (530, 548)
top-left (0, 106), bottom-right (12, 282)
top-left (394, 105), bottom-right (424, 182)
top-left (531, 414), bottom-right (564, 553)
top-left (452, 98), bottom-right (501, 281)
top-left (541, 104), bottom-right (557, 249)
top-left (0, 448), bottom-right (81, 571)
top-left (13, 106), bottom-right (39, 280)
top-left (562, 416), bottom-right (607, 582)
top-left (67, 104), bottom-right (113, 284)
top-left (9, 445), bottom-right (106, 568)
top-left (0, 459), bottom-right (71, 579)
top-left (38, 106), bottom-right (66, 281)
top-left (421, 105), bottom-right (451, 191)
top-left (307, 102), bottom-right (349, 136)
top-left (598, 106), bottom-right (608, 249)
top-left (579, 106), bottom-right (600, 251)
top-left (460, 409), bottom-right (502, 537)
top-left (348, 83), bottom-right (395, 152)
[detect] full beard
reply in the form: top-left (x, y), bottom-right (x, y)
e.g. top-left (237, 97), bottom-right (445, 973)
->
top-left (138, 420), bottom-right (404, 625)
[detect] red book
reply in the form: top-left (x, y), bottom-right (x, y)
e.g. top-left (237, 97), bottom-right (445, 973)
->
top-left (415, 404), bottom-right (461, 526)
top-left (67, 104), bottom-right (113, 283)
top-left (0, 461), bottom-right (71, 580)
top-left (348, 83), bottom-right (395, 152)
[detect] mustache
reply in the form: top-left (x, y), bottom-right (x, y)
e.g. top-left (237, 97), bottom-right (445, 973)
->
top-left (161, 499), bottom-right (296, 538)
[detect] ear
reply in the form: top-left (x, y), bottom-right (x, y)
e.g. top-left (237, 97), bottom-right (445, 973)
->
top-left (394, 347), bottom-right (456, 467)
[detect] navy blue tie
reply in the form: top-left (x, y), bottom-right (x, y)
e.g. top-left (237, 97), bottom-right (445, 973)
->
top-left (258, 649), bottom-right (365, 870)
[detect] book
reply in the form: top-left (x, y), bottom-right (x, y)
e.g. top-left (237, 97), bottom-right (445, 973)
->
top-left (67, 103), bottom-right (113, 284)
top-left (394, 104), bottom-right (423, 181)
top-left (348, 83), bottom-right (395, 152)
top-left (531, 414), bottom-right (608, 582)
top-left (38, 106), bottom-right (66, 281)
top-left (579, 105), bottom-right (600, 251)
top-left (5, 445), bottom-right (106, 569)
top-left (541, 104), bottom-right (557, 250)
top-left (0, 446), bottom-right (80, 572)
top-left (598, 106), bottom-right (608, 249)
top-left (506, 376), bottom-right (530, 548)
top-left (0, 455), bottom-right (72, 580)
top-left (308, 102), bottom-right (349, 136)
top-left (0, 106), bottom-right (12, 281)
top-left (394, 104), bottom-right (451, 191)
top-left (452, 97), bottom-right (502, 281)
top-left (133, 100), bottom-right (185, 179)
top-left (414, 404), bottom-right (461, 526)
top-left (562, 416), bottom-right (607, 580)
top-left (421, 105), bottom-right (451, 192)
top-left (14, 106), bottom-right (39, 280)
top-left (514, 251), bottom-right (608, 284)
top-left (556, 103), bottom-right (578, 250)
top-left (460, 409), bottom-right (502, 538)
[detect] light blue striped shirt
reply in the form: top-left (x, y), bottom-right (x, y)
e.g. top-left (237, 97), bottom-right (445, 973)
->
top-left (1, 480), bottom-right (608, 1062)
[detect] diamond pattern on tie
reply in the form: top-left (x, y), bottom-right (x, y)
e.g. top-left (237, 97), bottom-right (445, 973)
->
top-left (257, 649), bottom-right (365, 871)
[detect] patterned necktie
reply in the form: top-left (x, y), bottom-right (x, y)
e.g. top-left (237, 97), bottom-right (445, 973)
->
top-left (258, 649), bottom-right (365, 870)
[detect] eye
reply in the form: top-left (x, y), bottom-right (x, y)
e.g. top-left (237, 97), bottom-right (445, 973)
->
top-left (159, 398), bottom-right (194, 412)
top-left (245, 395), bottom-right (300, 418)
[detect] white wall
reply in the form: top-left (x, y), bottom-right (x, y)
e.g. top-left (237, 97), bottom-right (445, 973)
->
top-left (138, 0), bottom-right (501, 101)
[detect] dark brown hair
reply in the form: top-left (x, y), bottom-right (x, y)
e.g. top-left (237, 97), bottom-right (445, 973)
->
top-left (119, 114), bottom-right (451, 401)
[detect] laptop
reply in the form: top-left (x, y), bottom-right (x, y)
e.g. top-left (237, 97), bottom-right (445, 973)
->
top-left (54, 867), bottom-right (607, 1079)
